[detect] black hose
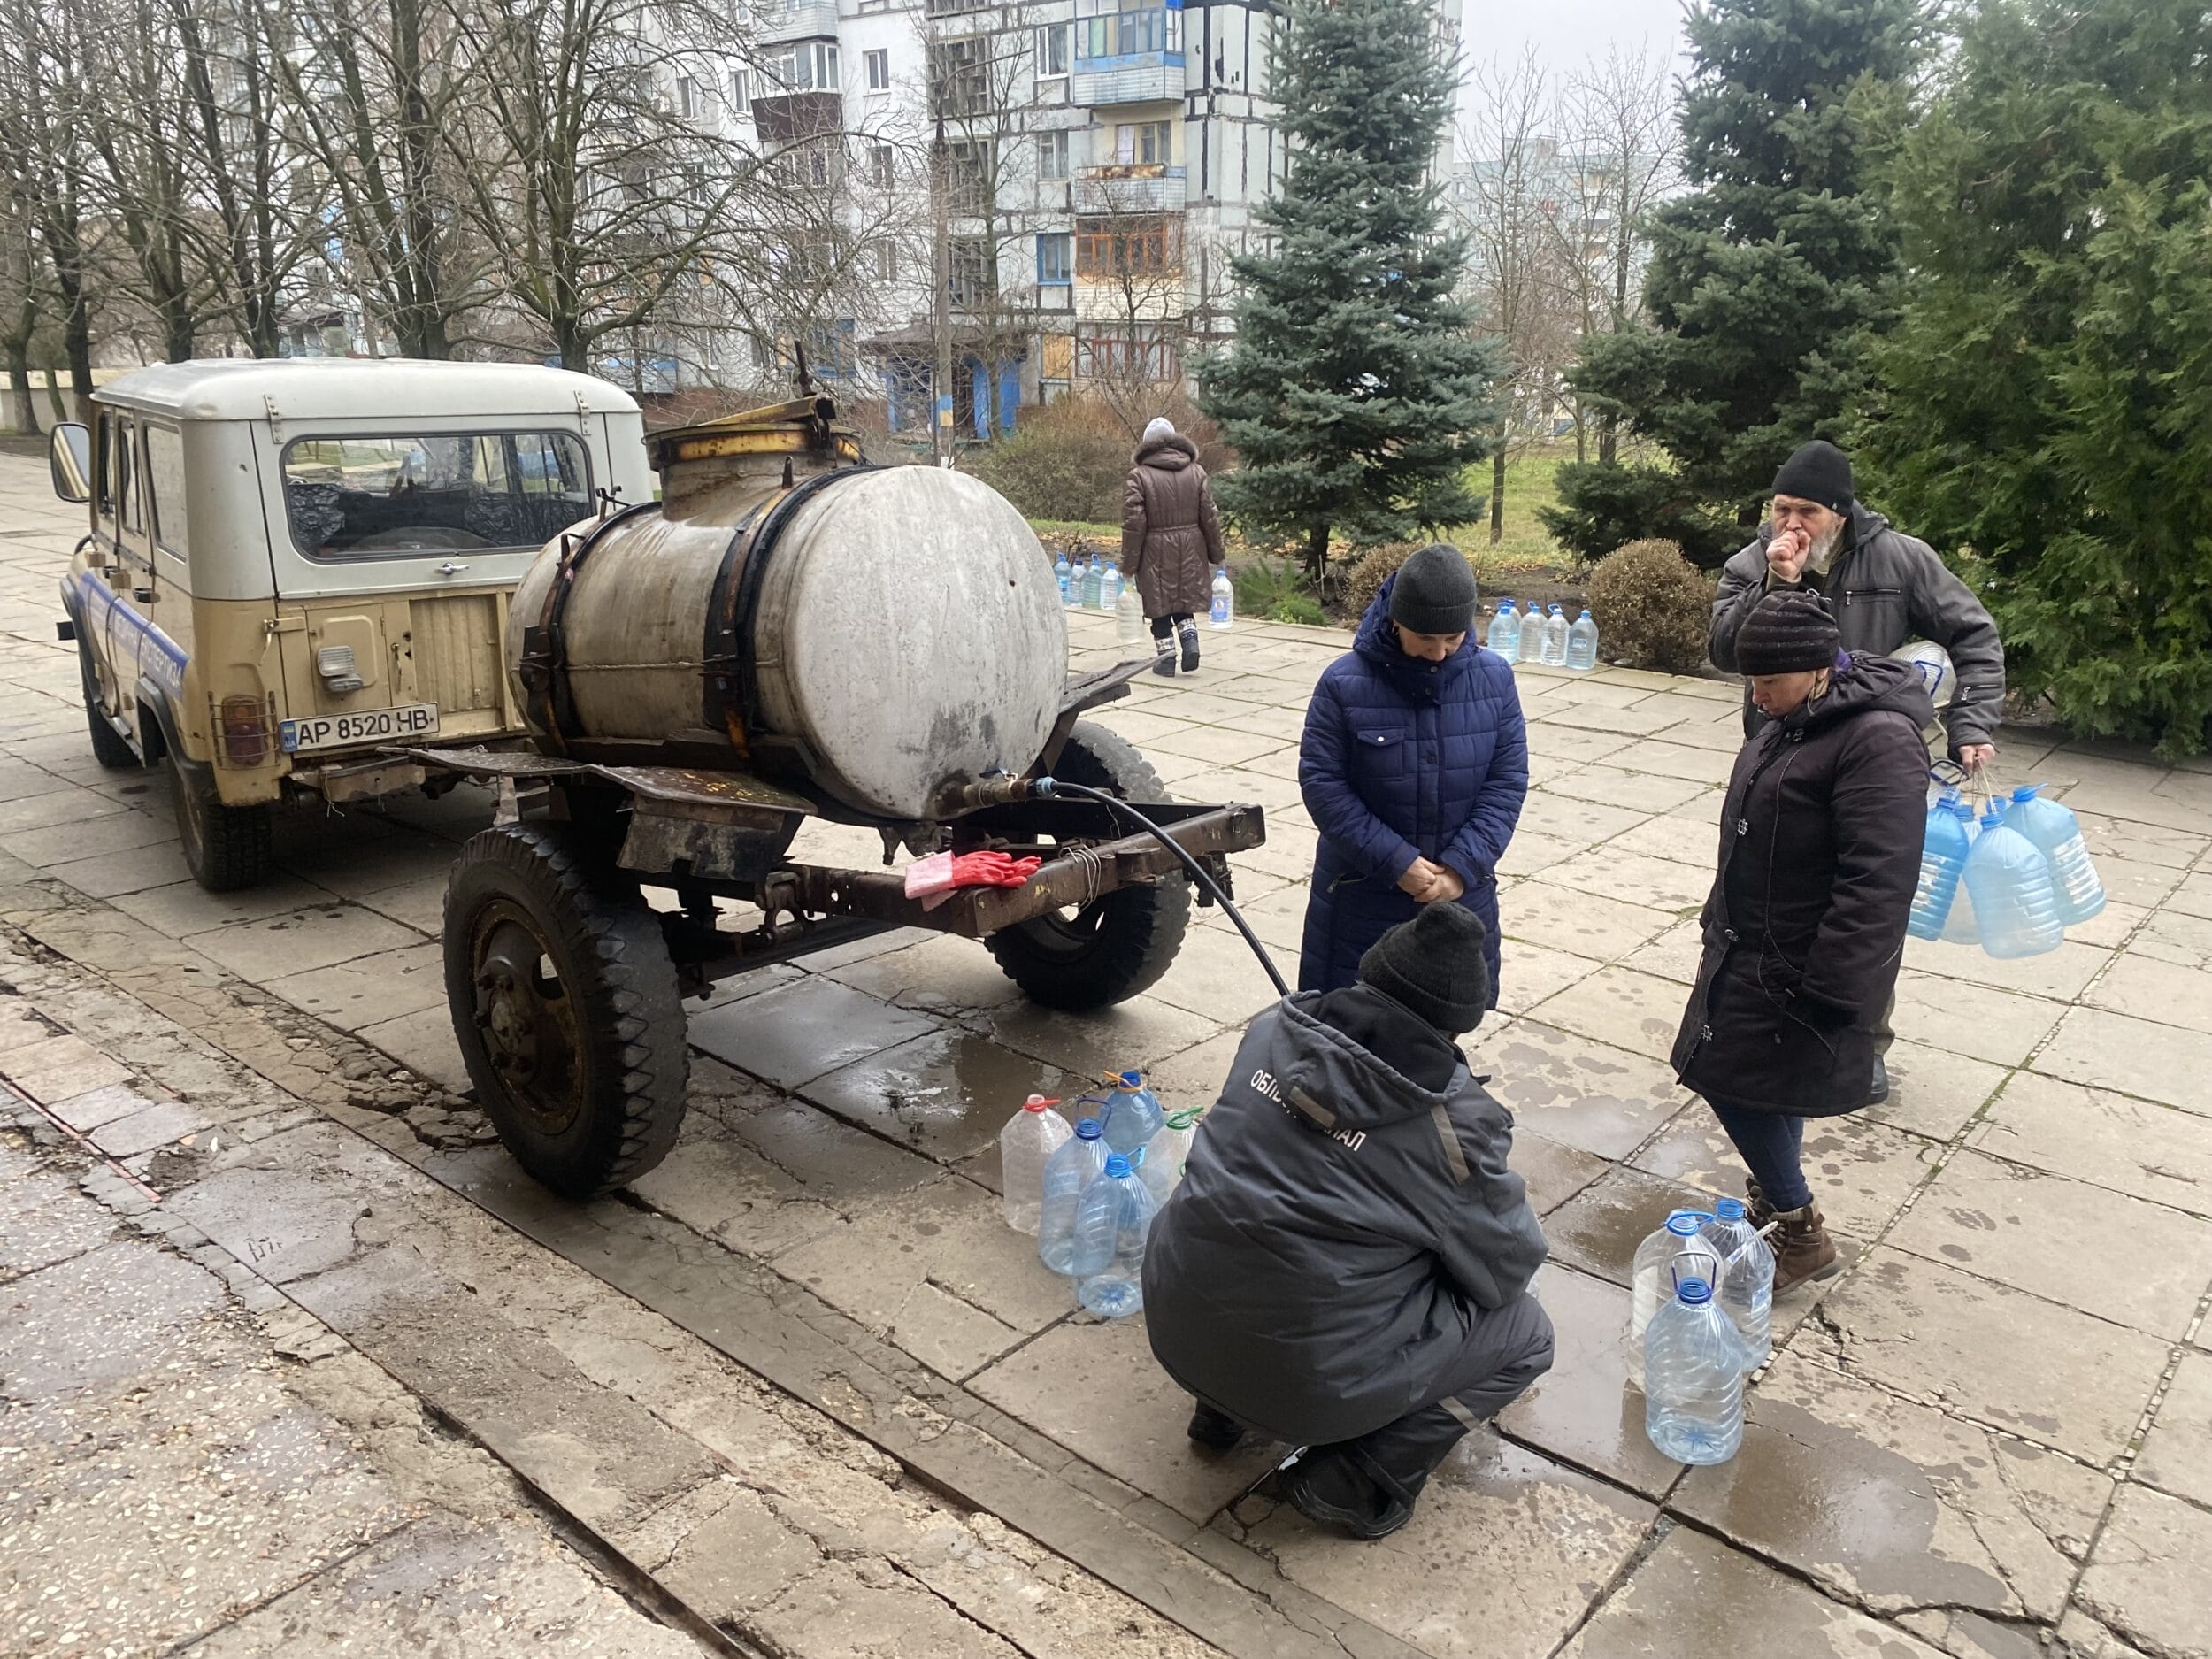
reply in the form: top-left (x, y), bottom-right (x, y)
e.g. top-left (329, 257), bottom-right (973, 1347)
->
top-left (1038, 777), bottom-right (1292, 1000)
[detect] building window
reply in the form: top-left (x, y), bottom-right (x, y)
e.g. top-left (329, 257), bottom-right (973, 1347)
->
top-left (729, 70), bottom-right (748, 111)
top-left (864, 49), bottom-right (890, 90)
top-left (1075, 213), bottom-right (1178, 278)
top-left (775, 41), bottom-right (840, 92)
top-left (1075, 1), bottom-right (1175, 61)
top-left (1038, 129), bottom-right (1070, 180)
top-left (929, 36), bottom-right (991, 117)
top-left (677, 75), bottom-right (697, 117)
top-left (1035, 23), bottom-right (1070, 78)
top-left (949, 238), bottom-right (996, 308)
top-left (870, 143), bottom-right (896, 188)
top-left (948, 140), bottom-right (992, 215)
top-left (1036, 233), bottom-right (1071, 285)
top-left (1075, 322), bottom-right (1178, 381)
top-left (1112, 120), bottom-right (1171, 166)
top-left (874, 242), bottom-right (897, 281)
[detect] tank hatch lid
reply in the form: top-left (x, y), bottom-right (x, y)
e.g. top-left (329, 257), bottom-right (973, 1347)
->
top-left (647, 393), bottom-right (864, 475)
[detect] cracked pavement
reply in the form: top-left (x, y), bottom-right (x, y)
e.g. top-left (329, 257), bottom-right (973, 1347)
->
top-left (1, 451), bottom-right (2209, 1657)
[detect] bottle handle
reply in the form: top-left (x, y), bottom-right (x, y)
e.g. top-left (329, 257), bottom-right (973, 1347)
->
top-left (1668, 1248), bottom-right (1722, 1293)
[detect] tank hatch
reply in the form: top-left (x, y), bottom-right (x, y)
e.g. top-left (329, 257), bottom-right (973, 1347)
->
top-left (648, 368), bottom-right (865, 504)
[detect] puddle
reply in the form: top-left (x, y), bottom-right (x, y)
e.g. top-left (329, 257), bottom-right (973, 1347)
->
top-left (799, 1029), bottom-right (1079, 1163)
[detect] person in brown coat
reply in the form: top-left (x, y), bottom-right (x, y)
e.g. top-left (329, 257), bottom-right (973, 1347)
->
top-left (1669, 590), bottom-right (1933, 1290)
top-left (1122, 417), bottom-right (1225, 675)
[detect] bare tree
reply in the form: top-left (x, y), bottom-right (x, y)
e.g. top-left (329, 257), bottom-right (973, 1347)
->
top-left (0, 196), bottom-right (47, 433)
top-left (1075, 170), bottom-right (1192, 442)
top-left (0, 0), bottom-right (99, 417)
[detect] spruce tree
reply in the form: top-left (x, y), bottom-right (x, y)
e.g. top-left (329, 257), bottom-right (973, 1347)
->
top-left (1548, 0), bottom-right (1924, 563)
top-left (1859, 0), bottom-right (2212, 757)
top-left (1199, 0), bottom-right (1498, 582)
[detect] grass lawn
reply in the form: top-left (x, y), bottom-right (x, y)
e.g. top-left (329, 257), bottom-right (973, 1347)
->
top-left (1440, 445), bottom-right (1579, 584)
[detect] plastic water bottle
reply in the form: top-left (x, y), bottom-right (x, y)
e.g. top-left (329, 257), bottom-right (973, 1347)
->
top-left (1054, 550), bottom-right (1073, 606)
top-left (1071, 1155), bottom-right (1156, 1316)
top-left (1038, 1118), bottom-right (1109, 1274)
top-left (1941, 803), bottom-right (1982, 944)
top-left (1908, 791), bottom-right (1972, 941)
top-left (1701, 1197), bottom-right (1773, 1370)
top-left (1116, 581), bottom-right (1148, 649)
top-left (1625, 1210), bottom-right (1713, 1388)
top-left (1964, 802), bottom-right (2064, 958)
top-left (1565, 609), bottom-right (1599, 672)
top-left (998, 1094), bottom-right (1071, 1236)
top-left (1098, 1070), bottom-right (1164, 1154)
top-left (1082, 556), bottom-right (1104, 610)
top-left (2003, 786), bottom-right (2106, 925)
top-left (1101, 560), bottom-right (1123, 611)
top-left (1209, 568), bottom-right (1233, 628)
top-left (1517, 600), bottom-right (1548, 664)
top-left (1134, 1109), bottom-right (1199, 1210)
top-left (1487, 601), bottom-right (1520, 660)
top-left (1540, 604), bottom-right (1569, 666)
top-left (1645, 1274), bottom-right (1746, 1464)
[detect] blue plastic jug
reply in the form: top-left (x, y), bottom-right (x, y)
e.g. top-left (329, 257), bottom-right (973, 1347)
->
top-left (1964, 803), bottom-right (2064, 958)
top-left (1054, 551), bottom-right (1072, 605)
top-left (2002, 787), bottom-right (2106, 925)
top-left (1098, 1070), bottom-right (1164, 1154)
top-left (1909, 791), bottom-right (1972, 941)
top-left (1071, 1154), bottom-right (1156, 1316)
top-left (1645, 1275), bottom-right (1747, 1465)
top-left (1487, 601), bottom-right (1520, 660)
top-left (1037, 1119), bottom-right (1110, 1275)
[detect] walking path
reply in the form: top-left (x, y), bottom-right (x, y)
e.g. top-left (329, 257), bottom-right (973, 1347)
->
top-left (1, 452), bottom-right (2208, 1658)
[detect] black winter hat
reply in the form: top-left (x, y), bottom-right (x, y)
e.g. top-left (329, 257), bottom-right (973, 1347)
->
top-left (1388, 544), bottom-right (1479, 636)
top-left (1770, 441), bottom-right (1855, 516)
top-left (1735, 589), bottom-right (1842, 675)
top-left (1358, 901), bottom-right (1491, 1037)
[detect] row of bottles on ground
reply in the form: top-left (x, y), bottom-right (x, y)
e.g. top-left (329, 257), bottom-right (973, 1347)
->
top-left (998, 1072), bottom-right (1195, 1317)
top-left (1486, 602), bottom-right (1599, 672)
top-left (1057, 553), bottom-right (1236, 634)
top-left (1626, 1202), bottom-right (1775, 1465)
top-left (1909, 784), bottom-right (2104, 958)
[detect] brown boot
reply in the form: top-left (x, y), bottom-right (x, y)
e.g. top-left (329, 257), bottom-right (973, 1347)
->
top-left (1769, 1203), bottom-right (1841, 1292)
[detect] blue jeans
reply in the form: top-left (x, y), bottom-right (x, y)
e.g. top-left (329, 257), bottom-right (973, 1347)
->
top-left (1708, 1106), bottom-right (1811, 1212)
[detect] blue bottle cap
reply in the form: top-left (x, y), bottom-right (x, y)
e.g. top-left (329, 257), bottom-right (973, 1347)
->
top-left (1103, 1154), bottom-right (1132, 1179)
top-left (2012, 785), bottom-right (2039, 801)
top-left (1664, 1210), bottom-right (1706, 1237)
top-left (1578, 609), bottom-right (1592, 618)
top-left (1677, 1278), bottom-right (1713, 1304)
top-left (1074, 1118), bottom-right (1103, 1139)
top-left (1714, 1197), bottom-right (1747, 1222)
top-left (1118, 1069), bottom-right (1143, 1087)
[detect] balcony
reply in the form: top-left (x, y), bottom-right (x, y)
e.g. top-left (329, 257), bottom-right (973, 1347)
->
top-left (755, 0), bottom-right (840, 43)
top-left (752, 90), bottom-right (843, 142)
top-left (1074, 163), bottom-right (1186, 213)
top-left (1072, 57), bottom-right (1182, 107)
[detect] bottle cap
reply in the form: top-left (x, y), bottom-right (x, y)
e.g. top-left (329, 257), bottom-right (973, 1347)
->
top-left (1664, 1210), bottom-right (1706, 1237)
top-left (1579, 609), bottom-right (1592, 618)
top-left (1103, 1154), bottom-right (1132, 1179)
top-left (1118, 1069), bottom-right (1143, 1087)
top-left (2012, 785), bottom-right (2039, 801)
top-left (1074, 1118), bottom-right (1103, 1140)
top-left (1714, 1196), bottom-right (1746, 1222)
top-left (1023, 1094), bottom-right (1061, 1113)
top-left (1677, 1278), bottom-right (1713, 1304)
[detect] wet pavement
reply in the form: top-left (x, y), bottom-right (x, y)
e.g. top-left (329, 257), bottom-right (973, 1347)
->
top-left (0, 452), bottom-right (2208, 1657)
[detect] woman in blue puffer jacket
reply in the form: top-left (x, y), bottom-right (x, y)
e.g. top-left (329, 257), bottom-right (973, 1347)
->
top-left (1299, 544), bottom-right (1527, 1003)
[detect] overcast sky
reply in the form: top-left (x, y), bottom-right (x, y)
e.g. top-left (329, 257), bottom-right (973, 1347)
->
top-left (1463, 0), bottom-right (1689, 81)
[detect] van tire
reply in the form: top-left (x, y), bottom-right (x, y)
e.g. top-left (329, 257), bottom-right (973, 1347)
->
top-left (77, 637), bottom-right (138, 770)
top-left (444, 824), bottom-right (688, 1197)
top-left (168, 753), bottom-right (273, 891)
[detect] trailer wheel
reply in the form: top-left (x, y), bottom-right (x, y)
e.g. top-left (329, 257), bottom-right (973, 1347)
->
top-left (77, 637), bottom-right (137, 770)
top-left (986, 720), bottom-right (1190, 1010)
top-left (169, 754), bottom-right (273, 892)
top-left (445, 823), bottom-right (688, 1196)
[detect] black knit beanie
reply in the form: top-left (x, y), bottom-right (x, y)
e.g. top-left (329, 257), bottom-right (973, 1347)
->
top-left (1770, 441), bottom-right (1855, 516)
top-left (1388, 544), bottom-right (1479, 635)
top-left (1735, 590), bottom-right (1842, 675)
top-left (1358, 902), bottom-right (1491, 1037)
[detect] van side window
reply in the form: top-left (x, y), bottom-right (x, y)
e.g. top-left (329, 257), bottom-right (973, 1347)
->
top-left (95, 411), bottom-right (116, 523)
top-left (280, 432), bottom-right (593, 559)
top-left (146, 426), bottom-right (189, 554)
top-left (114, 419), bottom-right (142, 535)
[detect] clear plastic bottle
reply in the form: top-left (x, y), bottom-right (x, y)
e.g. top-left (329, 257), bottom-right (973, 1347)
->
top-left (1909, 790), bottom-right (1972, 941)
top-left (1565, 609), bottom-right (1600, 672)
top-left (1540, 604), bottom-right (1570, 666)
top-left (1054, 550), bottom-right (1073, 606)
top-left (1098, 1070), bottom-right (1164, 1153)
top-left (1701, 1196), bottom-right (1773, 1370)
top-left (1037, 1118), bottom-right (1110, 1274)
top-left (1101, 560), bottom-right (1124, 611)
top-left (2002, 786), bottom-right (2106, 925)
top-left (998, 1094), bottom-right (1071, 1236)
top-left (1133, 1107), bottom-right (1201, 1210)
top-left (1082, 556), bottom-right (1104, 610)
top-left (1964, 802), bottom-right (2065, 958)
top-left (1072, 1154), bottom-right (1156, 1316)
top-left (1517, 599), bottom-right (1548, 664)
top-left (1941, 803), bottom-right (1982, 945)
top-left (1116, 580), bottom-right (1148, 649)
top-left (1645, 1275), bottom-right (1747, 1464)
top-left (1487, 600), bottom-right (1520, 660)
top-left (1625, 1210), bottom-right (1713, 1387)
top-left (1209, 568), bottom-right (1234, 628)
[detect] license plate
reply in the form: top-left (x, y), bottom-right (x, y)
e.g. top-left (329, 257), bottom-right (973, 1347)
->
top-left (280, 703), bottom-right (440, 754)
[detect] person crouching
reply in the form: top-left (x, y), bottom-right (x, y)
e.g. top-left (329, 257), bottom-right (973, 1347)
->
top-left (1141, 902), bottom-right (1553, 1540)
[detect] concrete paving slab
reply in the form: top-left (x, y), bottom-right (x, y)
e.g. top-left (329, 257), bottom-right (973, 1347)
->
top-left (1809, 1248), bottom-right (2171, 1463)
top-left (41, 836), bottom-right (194, 897)
top-left (1237, 1433), bottom-right (1655, 1659)
top-left (110, 872), bottom-right (335, 938)
top-left (689, 975), bottom-right (944, 1090)
top-left (980, 994), bottom-right (1223, 1082)
top-left (1868, 1038), bottom-right (2013, 1141)
top-left (798, 1028), bottom-right (1078, 1164)
top-left (733, 1098), bottom-right (949, 1211)
top-left (1542, 846), bottom-right (1714, 914)
top-left (2032, 1004), bottom-right (2212, 1118)
top-left (824, 929), bottom-right (1032, 1016)
top-left (42, 1081), bottom-right (164, 1133)
top-left (188, 902), bottom-right (424, 982)
top-left (1632, 1108), bottom-right (1939, 1240)
top-left (2087, 950), bottom-right (2212, 1035)
top-left (266, 942), bottom-right (447, 1033)
top-left (1526, 964), bottom-right (1690, 1063)
top-left (2167, 871), bottom-right (2212, 922)
top-left (88, 1097), bottom-right (211, 1158)
top-left (0, 1144), bottom-right (118, 1278)
top-left (1496, 1263), bottom-right (1679, 1497)
top-left (2072, 1483), bottom-right (2212, 1659)
top-left (9, 806), bottom-right (173, 867)
top-left (0, 1032), bottom-right (131, 1102)
top-left (1466, 1018), bottom-right (1691, 1159)
top-left (2134, 1347), bottom-right (2212, 1510)
top-left (0, 779), bottom-right (131, 833)
top-left (1501, 876), bottom-right (1678, 963)
top-left (1146, 919), bottom-right (1300, 1026)
top-left (1886, 1148), bottom-right (2212, 1336)
top-left (1969, 1071), bottom-right (2212, 1213)
top-left (1617, 917), bottom-right (1703, 984)
top-left (749, 1558), bottom-right (1029, 1659)
top-left (1512, 788), bottom-right (1652, 844)
top-left (1675, 1351), bottom-right (2111, 1623)
top-left (626, 1113), bottom-right (848, 1259)
top-left (1891, 968), bottom-right (2068, 1068)
top-left (1509, 1128), bottom-right (1612, 1217)
top-left (356, 1004), bottom-right (471, 1094)
top-left (1494, 826), bottom-right (1585, 877)
top-left (1544, 1164), bottom-right (1733, 1286)
top-left (1558, 1527), bottom-right (1950, 1659)
top-left (1902, 935), bottom-right (2116, 1004)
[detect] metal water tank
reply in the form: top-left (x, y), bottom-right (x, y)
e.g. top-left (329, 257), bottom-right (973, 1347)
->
top-left (508, 396), bottom-right (1067, 819)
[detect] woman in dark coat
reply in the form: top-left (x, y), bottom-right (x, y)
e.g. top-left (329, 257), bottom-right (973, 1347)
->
top-left (1671, 590), bottom-right (1934, 1288)
top-left (1298, 544), bottom-right (1527, 1004)
top-left (1122, 417), bottom-right (1225, 676)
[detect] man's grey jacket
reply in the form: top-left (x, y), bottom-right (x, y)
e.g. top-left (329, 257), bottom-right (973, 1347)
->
top-left (1141, 987), bottom-right (1548, 1448)
top-left (1711, 501), bottom-right (2006, 754)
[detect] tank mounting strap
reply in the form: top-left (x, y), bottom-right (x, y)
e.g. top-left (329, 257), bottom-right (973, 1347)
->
top-left (517, 498), bottom-right (657, 753)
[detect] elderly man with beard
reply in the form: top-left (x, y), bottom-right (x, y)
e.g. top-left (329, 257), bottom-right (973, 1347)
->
top-left (1710, 441), bottom-right (2006, 1105)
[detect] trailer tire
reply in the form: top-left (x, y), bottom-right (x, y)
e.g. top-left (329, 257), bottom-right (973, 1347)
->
top-left (985, 720), bottom-right (1190, 1010)
top-left (445, 823), bottom-right (689, 1197)
top-left (169, 753), bottom-right (273, 892)
top-left (78, 636), bottom-right (137, 770)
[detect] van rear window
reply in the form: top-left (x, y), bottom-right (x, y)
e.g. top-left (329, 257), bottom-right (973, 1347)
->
top-left (280, 432), bottom-right (592, 559)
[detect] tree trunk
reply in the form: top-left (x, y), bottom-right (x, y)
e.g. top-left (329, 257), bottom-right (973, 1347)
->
top-left (1573, 400), bottom-right (1587, 465)
top-left (44, 367), bottom-right (68, 425)
top-left (1490, 448), bottom-right (1507, 546)
top-left (1598, 412), bottom-right (1617, 466)
top-left (1305, 520), bottom-right (1331, 587)
top-left (63, 288), bottom-right (94, 421)
top-left (6, 352), bottom-right (38, 436)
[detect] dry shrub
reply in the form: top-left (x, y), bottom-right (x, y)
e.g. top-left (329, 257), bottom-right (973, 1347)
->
top-left (965, 397), bottom-right (1133, 524)
top-left (1585, 540), bottom-right (1717, 673)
